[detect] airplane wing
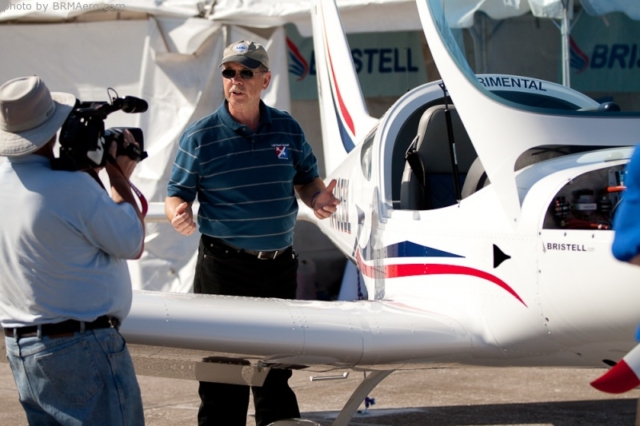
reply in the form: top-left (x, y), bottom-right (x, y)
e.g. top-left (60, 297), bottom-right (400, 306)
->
top-left (122, 290), bottom-right (473, 370)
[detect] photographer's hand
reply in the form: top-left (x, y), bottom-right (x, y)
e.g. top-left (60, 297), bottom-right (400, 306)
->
top-left (105, 131), bottom-right (145, 255)
top-left (165, 197), bottom-right (196, 236)
top-left (108, 129), bottom-right (138, 179)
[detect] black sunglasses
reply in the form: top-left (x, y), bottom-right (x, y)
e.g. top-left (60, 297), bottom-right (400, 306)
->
top-left (221, 68), bottom-right (264, 80)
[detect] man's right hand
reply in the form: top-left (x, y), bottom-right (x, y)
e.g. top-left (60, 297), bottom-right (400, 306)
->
top-left (168, 200), bottom-right (196, 236)
top-left (105, 129), bottom-right (139, 179)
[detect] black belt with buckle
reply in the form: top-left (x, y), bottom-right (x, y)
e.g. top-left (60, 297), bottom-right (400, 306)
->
top-left (244, 247), bottom-right (284, 260)
top-left (202, 235), bottom-right (289, 260)
top-left (3, 315), bottom-right (118, 340)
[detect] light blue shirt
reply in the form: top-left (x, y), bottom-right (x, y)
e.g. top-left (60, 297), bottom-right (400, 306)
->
top-left (0, 155), bottom-right (144, 327)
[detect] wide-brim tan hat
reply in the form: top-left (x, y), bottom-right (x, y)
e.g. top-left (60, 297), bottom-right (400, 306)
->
top-left (0, 76), bottom-right (76, 157)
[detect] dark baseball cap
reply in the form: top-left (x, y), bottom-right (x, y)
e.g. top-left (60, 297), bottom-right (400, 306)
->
top-left (220, 40), bottom-right (269, 70)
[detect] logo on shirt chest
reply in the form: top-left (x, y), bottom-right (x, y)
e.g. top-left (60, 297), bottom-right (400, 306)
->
top-left (273, 144), bottom-right (289, 160)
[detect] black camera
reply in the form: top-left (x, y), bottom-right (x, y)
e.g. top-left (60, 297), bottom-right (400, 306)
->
top-left (51, 89), bottom-right (148, 171)
top-left (105, 127), bottom-right (146, 162)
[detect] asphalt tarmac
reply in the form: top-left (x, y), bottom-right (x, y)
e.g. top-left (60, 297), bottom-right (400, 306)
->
top-left (1, 360), bottom-right (638, 426)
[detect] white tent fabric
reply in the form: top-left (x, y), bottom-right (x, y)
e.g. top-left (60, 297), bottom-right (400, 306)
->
top-left (0, 10), bottom-right (289, 292)
top-left (442, 0), bottom-right (531, 28)
top-left (0, 0), bottom-right (425, 34)
top-left (2, 0), bottom-right (639, 30)
top-left (0, 0), bottom-right (200, 21)
top-left (208, 0), bottom-right (640, 33)
top-left (0, 0), bottom-right (582, 33)
top-left (0, 20), bottom-right (146, 102)
top-left (424, 0), bottom-right (640, 28)
top-left (128, 18), bottom-right (224, 293)
top-left (1, 0), bottom-right (639, 292)
top-left (210, 0), bottom-right (424, 35)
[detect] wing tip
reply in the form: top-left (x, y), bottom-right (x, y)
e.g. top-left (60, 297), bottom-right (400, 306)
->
top-left (590, 360), bottom-right (640, 394)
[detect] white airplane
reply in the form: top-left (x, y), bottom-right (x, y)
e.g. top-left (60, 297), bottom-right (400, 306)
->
top-left (9, 0), bottom-right (639, 424)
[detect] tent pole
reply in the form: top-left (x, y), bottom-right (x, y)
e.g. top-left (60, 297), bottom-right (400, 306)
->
top-left (561, 0), bottom-right (573, 87)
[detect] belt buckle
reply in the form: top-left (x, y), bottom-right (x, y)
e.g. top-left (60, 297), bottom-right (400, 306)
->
top-left (109, 316), bottom-right (121, 330)
top-left (257, 250), bottom-right (278, 260)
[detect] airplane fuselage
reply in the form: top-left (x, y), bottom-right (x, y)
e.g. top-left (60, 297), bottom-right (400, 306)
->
top-left (313, 76), bottom-right (640, 370)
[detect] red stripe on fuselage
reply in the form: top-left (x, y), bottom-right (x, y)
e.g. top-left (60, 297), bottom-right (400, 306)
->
top-left (356, 250), bottom-right (527, 307)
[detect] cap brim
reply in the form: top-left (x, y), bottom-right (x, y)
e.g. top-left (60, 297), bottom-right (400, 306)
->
top-left (220, 56), bottom-right (263, 70)
top-left (0, 91), bottom-right (76, 157)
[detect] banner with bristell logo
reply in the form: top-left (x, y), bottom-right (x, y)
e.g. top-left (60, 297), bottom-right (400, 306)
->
top-left (286, 23), bottom-right (428, 100)
top-left (569, 13), bottom-right (640, 92)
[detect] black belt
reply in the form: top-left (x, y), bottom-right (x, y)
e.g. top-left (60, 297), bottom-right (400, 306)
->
top-left (202, 235), bottom-right (290, 260)
top-left (4, 315), bottom-right (118, 340)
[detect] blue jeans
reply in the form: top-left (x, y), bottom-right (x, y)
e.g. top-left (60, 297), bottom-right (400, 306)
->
top-left (5, 327), bottom-right (144, 426)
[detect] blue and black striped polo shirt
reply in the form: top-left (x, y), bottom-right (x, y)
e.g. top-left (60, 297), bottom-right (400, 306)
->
top-left (167, 100), bottom-right (319, 251)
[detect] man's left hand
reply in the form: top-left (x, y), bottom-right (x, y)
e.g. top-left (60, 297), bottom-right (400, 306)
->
top-left (313, 179), bottom-right (340, 220)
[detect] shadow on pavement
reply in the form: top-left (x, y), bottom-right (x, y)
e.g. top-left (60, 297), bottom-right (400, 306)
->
top-left (304, 398), bottom-right (636, 425)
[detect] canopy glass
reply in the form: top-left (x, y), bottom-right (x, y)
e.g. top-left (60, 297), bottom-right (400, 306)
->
top-left (427, 0), bottom-right (640, 112)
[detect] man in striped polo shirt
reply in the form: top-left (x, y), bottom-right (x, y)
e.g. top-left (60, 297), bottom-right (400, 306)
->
top-left (165, 40), bottom-right (339, 426)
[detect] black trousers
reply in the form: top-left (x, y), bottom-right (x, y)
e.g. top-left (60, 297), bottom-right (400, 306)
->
top-left (194, 236), bottom-right (301, 426)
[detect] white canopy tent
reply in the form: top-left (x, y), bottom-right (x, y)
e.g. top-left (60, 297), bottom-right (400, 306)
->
top-left (0, 0), bottom-right (638, 292)
top-left (4, 0), bottom-right (635, 32)
top-left (0, 1), bottom-right (295, 292)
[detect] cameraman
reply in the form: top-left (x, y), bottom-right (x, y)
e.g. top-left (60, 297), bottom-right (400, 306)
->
top-left (0, 76), bottom-right (145, 425)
